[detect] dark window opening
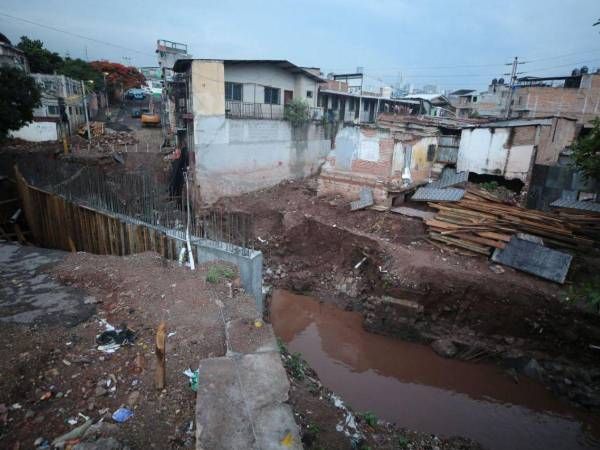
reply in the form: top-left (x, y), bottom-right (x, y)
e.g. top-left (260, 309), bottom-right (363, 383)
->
top-left (349, 98), bottom-right (355, 111)
top-left (47, 105), bottom-right (58, 115)
top-left (427, 144), bottom-right (436, 162)
top-left (306, 90), bottom-right (313, 98)
top-left (225, 82), bottom-right (243, 101)
top-left (264, 87), bottom-right (280, 105)
top-left (332, 96), bottom-right (339, 110)
top-left (473, 96), bottom-right (478, 103)
top-left (364, 100), bottom-right (369, 111)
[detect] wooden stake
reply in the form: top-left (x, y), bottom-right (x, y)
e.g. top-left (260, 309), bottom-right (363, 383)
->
top-left (155, 322), bottom-right (166, 390)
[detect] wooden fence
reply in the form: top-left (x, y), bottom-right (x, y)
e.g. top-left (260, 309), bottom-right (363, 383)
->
top-left (15, 166), bottom-right (180, 259)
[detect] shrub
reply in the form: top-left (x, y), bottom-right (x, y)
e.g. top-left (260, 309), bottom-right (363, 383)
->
top-left (284, 99), bottom-right (311, 127)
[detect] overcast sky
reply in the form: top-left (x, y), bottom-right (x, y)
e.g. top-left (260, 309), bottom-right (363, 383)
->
top-left (2, 0), bottom-right (600, 91)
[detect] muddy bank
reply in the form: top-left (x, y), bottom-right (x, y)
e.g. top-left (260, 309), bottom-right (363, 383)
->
top-left (216, 178), bottom-right (600, 412)
top-left (271, 289), bottom-right (600, 450)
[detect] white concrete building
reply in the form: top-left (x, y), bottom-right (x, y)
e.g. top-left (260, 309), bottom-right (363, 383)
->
top-left (172, 59), bottom-right (331, 204)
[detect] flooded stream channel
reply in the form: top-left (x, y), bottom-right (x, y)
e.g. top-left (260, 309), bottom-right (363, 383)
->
top-left (271, 289), bottom-right (600, 450)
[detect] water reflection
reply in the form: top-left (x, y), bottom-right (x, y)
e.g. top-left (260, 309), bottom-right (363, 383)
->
top-left (271, 289), bottom-right (600, 450)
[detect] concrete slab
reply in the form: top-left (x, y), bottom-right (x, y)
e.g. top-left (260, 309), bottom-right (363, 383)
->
top-left (254, 403), bottom-right (302, 450)
top-left (195, 352), bottom-right (299, 450)
top-left (0, 243), bottom-right (95, 326)
top-left (196, 357), bottom-right (255, 450)
top-left (226, 318), bottom-right (278, 355)
top-left (237, 352), bottom-right (290, 412)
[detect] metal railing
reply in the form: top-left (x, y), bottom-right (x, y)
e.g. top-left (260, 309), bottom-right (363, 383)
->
top-left (225, 100), bottom-right (323, 121)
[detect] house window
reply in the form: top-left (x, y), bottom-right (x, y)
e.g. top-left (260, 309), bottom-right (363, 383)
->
top-left (47, 105), bottom-right (59, 115)
top-left (364, 100), bottom-right (369, 111)
top-left (473, 96), bottom-right (478, 103)
top-left (225, 82), bottom-right (243, 101)
top-left (332, 96), bottom-right (339, 110)
top-left (427, 144), bottom-right (436, 162)
top-left (349, 98), bottom-right (355, 111)
top-left (264, 87), bottom-right (280, 104)
top-left (306, 90), bottom-right (313, 98)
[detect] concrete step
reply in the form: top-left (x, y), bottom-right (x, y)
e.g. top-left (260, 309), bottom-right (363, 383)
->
top-left (195, 352), bottom-right (301, 450)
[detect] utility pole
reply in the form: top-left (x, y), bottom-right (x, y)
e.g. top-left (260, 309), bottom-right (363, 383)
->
top-left (504, 56), bottom-right (525, 118)
top-left (81, 80), bottom-right (91, 140)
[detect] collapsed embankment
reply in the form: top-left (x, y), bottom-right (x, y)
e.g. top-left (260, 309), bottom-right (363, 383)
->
top-left (216, 178), bottom-right (600, 412)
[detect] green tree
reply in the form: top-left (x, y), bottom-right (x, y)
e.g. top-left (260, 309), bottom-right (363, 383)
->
top-left (59, 57), bottom-right (103, 90)
top-left (0, 67), bottom-right (41, 140)
top-left (16, 36), bottom-right (63, 74)
top-left (570, 117), bottom-right (600, 181)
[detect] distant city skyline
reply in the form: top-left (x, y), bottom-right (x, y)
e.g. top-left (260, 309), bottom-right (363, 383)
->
top-left (2, 0), bottom-right (600, 92)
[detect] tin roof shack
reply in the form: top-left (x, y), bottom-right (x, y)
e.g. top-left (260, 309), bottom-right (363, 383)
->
top-left (457, 117), bottom-right (577, 195)
top-left (318, 114), bottom-right (470, 206)
top-left (172, 59), bottom-right (331, 205)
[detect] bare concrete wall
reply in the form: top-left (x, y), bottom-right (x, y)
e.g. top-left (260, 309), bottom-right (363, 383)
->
top-left (194, 116), bottom-right (330, 204)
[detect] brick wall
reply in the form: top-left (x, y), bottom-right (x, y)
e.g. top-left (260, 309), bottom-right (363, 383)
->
top-left (517, 85), bottom-right (600, 123)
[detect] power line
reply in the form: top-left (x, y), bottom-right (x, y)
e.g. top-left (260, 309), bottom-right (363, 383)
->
top-left (0, 11), bottom-right (155, 58)
top-left (521, 59), bottom-right (600, 75)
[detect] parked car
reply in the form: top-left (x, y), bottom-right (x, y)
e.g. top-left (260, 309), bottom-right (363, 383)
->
top-left (126, 88), bottom-right (146, 100)
top-left (131, 108), bottom-right (142, 118)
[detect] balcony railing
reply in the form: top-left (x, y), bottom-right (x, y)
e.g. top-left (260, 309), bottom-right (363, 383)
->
top-left (225, 100), bottom-right (323, 121)
top-left (226, 101), bottom-right (284, 119)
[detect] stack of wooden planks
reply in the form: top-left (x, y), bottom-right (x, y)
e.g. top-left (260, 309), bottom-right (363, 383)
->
top-left (425, 188), bottom-right (599, 255)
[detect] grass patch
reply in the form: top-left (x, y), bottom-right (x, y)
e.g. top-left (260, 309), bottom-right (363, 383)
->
top-left (360, 411), bottom-right (378, 428)
top-left (562, 276), bottom-right (600, 312)
top-left (206, 265), bottom-right (236, 284)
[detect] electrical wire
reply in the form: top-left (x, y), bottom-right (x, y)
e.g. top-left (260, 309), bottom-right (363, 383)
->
top-left (0, 11), bottom-right (155, 57)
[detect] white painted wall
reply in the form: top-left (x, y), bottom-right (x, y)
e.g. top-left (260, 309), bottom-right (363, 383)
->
top-left (194, 116), bottom-right (330, 204)
top-left (10, 121), bottom-right (59, 141)
top-left (457, 128), bottom-right (534, 181)
top-left (224, 63), bottom-right (317, 106)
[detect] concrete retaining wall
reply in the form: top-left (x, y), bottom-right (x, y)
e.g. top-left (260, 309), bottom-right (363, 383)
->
top-left (194, 116), bottom-right (330, 204)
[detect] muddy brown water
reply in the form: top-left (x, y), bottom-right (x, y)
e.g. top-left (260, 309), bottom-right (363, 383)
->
top-left (271, 289), bottom-right (600, 450)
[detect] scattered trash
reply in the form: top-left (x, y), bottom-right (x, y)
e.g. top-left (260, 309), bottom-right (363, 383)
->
top-left (40, 392), bottom-right (52, 401)
top-left (167, 332), bottom-right (177, 338)
top-left (280, 430), bottom-right (294, 447)
top-left (96, 324), bottom-right (136, 353)
top-left (353, 257), bottom-right (367, 270)
top-left (489, 264), bottom-right (505, 274)
top-left (67, 417), bottom-right (78, 426)
top-left (254, 320), bottom-right (263, 329)
top-left (257, 236), bottom-right (268, 244)
top-left (51, 419), bottom-right (93, 447)
top-left (10, 403), bottom-right (22, 410)
top-left (112, 407), bottom-right (134, 423)
top-left (183, 368), bottom-right (199, 392)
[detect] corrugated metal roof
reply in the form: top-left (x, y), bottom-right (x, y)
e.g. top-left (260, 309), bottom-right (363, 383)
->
top-left (173, 59), bottom-right (326, 82)
top-left (429, 170), bottom-right (468, 188)
top-left (550, 198), bottom-right (600, 213)
top-left (411, 187), bottom-right (465, 202)
top-left (464, 118), bottom-right (559, 129)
